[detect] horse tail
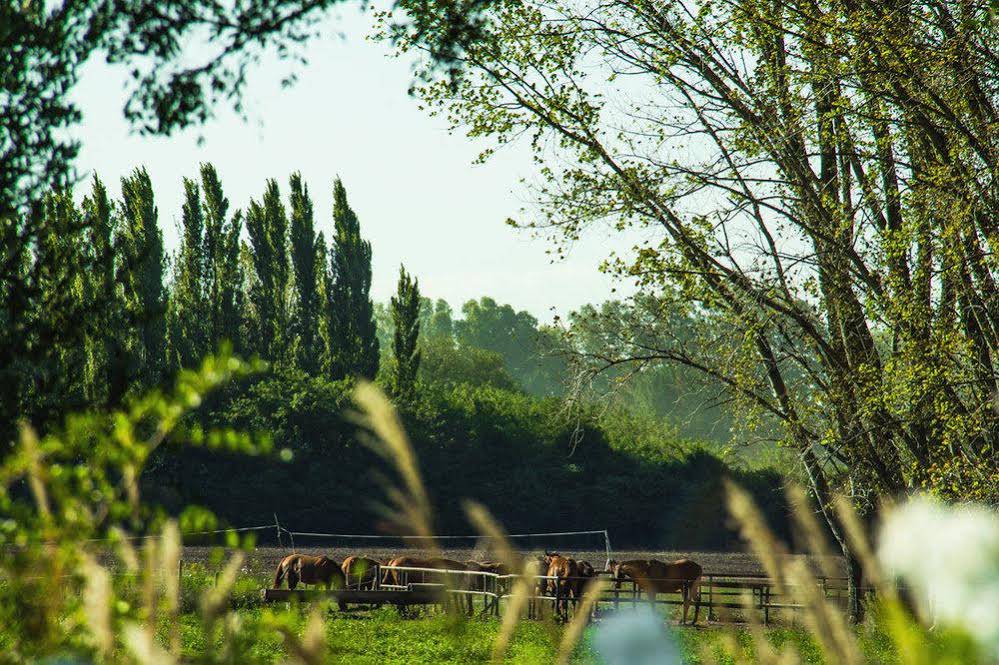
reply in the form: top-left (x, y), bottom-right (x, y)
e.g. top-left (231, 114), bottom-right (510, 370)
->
top-left (273, 561), bottom-right (286, 589)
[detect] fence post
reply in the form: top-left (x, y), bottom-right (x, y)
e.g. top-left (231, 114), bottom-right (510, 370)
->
top-left (707, 576), bottom-right (714, 622)
top-left (273, 514), bottom-right (283, 548)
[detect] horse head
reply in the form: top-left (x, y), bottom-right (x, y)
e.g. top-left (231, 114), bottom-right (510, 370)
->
top-left (605, 559), bottom-right (624, 589)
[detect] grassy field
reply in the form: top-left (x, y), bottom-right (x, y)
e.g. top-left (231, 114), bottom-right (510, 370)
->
top-left (162, 563), bottom-right (908, 665)
top-left (171, 605), bottom-right (905, 664)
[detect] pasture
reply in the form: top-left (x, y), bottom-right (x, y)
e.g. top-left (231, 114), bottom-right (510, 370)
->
top-left (160, 545), bottom-right (865, 655)
top-left (159, 559), bottom-right (898, 664)
top-left (172, 607), bottom-right (844, 664)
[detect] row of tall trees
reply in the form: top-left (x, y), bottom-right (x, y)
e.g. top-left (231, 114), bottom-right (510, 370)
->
top-left (1, 168), bottom-right (170, 443)
top-left (1, 164), bottom-right (428, 444)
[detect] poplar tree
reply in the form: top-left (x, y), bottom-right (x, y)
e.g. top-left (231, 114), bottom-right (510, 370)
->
top-left (315, 231), bottom-right (330, 363)
top-left (325, 178), bottom-right (379, 379)
top-left (288, 172), bottom-right (320, 372)
top-left (169, 177), bottom-right (209, 369)
top-left (200, 163), bottom-right (243, 352)
top-left (33, 192), bottom-right (90, 415)
top-left (80, 176), bottom-right (124, 406)
top-left (390, 265), bottom-right (421, 398)
top-left (118, 167), bottom-right (166, 389)
top-left (245, 179), bottom-right (289, 360)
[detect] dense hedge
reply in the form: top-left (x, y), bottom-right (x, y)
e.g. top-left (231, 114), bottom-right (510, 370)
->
top-left (144, 371), bottom-right (791, 550)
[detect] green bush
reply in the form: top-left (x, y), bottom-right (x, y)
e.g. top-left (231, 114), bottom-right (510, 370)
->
top-left (145, 372), bottom-right (790, 548)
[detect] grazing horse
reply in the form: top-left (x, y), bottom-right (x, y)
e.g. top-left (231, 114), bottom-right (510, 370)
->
top-left (544, 551), bottom-right (578, 620)
top-left (341, 556), bottom-right (381, 590)
top-left (382, 556), bottom-right (468, 587)
top-left (273, 554), bottom-right (347, 610)
top-left (465, 561), bottom-right (509, 590)
top-left (273, 554), bottom-right (345, 590)
top-left (464, 561), bottom-right (503, 614)
top-left (607, 558), bottom-right (703, 624)
top-left (573, 560), bottom-right (597, 602)
top-left (383, 556), bottom-right (469, 613)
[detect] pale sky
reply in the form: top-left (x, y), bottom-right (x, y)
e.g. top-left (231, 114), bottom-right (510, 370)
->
top-left (69, 6), bottom-right (633, 322)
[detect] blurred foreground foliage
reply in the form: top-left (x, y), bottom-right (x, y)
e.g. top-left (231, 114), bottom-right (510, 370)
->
top-left (0, 349), bottom-right (284, 662)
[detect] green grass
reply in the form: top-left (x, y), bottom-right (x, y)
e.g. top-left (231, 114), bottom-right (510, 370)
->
top-left (151, 569), bottom-right (952, 663)
top-left (166, 604), bottom-right (923, 664)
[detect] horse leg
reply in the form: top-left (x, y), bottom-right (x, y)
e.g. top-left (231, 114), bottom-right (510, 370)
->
top-left (288, 570), bottom-right (300, 590)
top-left (691, 580), bottom-right (702, 625)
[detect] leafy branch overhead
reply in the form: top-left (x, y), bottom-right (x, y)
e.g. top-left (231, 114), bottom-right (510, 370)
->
top-left (1, 0), bottom-right (495, 218)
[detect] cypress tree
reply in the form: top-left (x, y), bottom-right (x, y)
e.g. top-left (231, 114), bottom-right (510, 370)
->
top-left (119, 167), bottom-right (166, 389)
top-left (245, 179), bottom-right (289, 360)
top-left (288, 172), bottom-right (320, 372)
top-left (325, 177), bottom-right (379, 379)
top-left (390, 265), bottom-right (421, 398)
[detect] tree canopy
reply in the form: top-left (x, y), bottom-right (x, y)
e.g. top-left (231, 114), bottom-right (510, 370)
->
top-left (397, 0), bottom-right (999, 619)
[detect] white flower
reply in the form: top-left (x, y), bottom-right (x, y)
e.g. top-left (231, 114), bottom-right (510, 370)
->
top-left (593, 607), bottom-right (682, 665)
top-left (878, 495), bottom-right (999, 657)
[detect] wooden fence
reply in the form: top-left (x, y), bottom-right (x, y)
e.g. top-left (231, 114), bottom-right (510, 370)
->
top-left (263, 565), bottom-right (875, 625)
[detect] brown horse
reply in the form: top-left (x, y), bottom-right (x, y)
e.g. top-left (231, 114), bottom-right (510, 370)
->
top-left (465, 561), bottom-right (507, 589)
top-left (573, 560), bottom-right (597, 601)
top-left (273, 554), bottom-right (347, 610)
top-left (544, 551), bottom-right (578, 620)
top-left (382, 556), bottom-right (469, 613)
top-left (273, 554), bottom-right (345, 590)
top-left (341, 556), bottom-right (381, 590)
top-left (382, 556), bottom-right (467, 587)
top-left (607, 558), bottom-right (703, 624)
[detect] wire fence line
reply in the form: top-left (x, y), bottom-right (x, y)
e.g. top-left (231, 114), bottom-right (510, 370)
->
top-left (82, 515), bottom-right (614, 565)
top-left (281, 526), bottom-right (613, 567)
top-left (85, 524), bottom-right (282, 543)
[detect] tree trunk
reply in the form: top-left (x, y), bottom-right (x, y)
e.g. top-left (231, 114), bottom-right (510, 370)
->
top-left (845, 546), bottom-right (865, 624)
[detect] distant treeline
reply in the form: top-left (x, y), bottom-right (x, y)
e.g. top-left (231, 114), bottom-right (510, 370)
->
top-left (143, 370), bottom-right (791, 550)
top-left (5, 165), bottom-right (788, 548)
top-left (4, 163), bottom-right (744, 451)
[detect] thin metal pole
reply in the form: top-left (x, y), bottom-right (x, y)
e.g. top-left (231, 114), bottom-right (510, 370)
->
top-left (274, 513), bottom-right (283, 548)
